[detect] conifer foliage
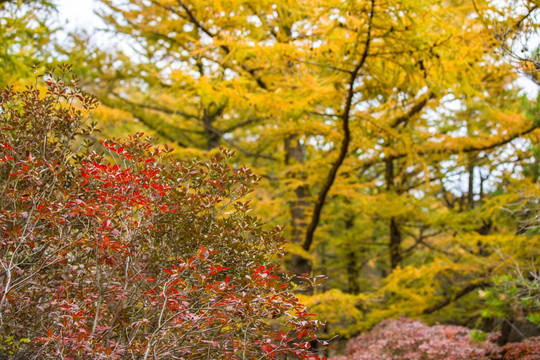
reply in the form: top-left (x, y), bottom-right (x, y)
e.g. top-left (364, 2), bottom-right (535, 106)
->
top-left (0, 66), bottom-right (324, 359)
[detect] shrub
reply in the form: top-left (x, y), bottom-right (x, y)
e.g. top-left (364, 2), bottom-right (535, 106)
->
top-left (332, 317), bottom-right (501, 360)
top-left (333, 317), bottom-right (540, 360)
top-left (502, 337), bottom-right (540, 360)
top-left (0, 66), bottom-right (324, 359)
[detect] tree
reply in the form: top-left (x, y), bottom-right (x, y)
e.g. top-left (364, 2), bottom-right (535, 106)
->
top-left (60, 0), bottom-right (539, 339)
top-left (0, 66), bottom-right (325, 359)
top-left (0, 0), bottom-right (56, 85)
top-left (476, 0), bottom-right (540, 85)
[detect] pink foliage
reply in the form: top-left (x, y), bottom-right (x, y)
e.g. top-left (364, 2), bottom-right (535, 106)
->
top-left (502, 337), bottom-right (540, 360)
top-left (334, 318), bottom-right (502, 360)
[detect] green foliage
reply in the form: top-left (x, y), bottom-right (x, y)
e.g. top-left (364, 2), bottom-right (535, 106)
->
top-left (480, 270), bottom-right (540, 326)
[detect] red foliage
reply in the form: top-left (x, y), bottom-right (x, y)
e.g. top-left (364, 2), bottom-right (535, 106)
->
top-left (0, 66), bottom-right (324, 359)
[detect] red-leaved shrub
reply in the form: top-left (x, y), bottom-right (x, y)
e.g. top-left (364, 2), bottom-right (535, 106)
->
top-left (0, 66), bottom-right (325, 359)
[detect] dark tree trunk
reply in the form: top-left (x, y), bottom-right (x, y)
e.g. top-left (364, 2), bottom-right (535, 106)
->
top-left (385, 157), bottom-right (403, 270)
top-left (202, 108), bottom-right (220, 149)
top-left (389, 217), bottom-right (403, 269)
top-left (284, 135), bottom-right (311, 276)
top-left (498, 319), bottom-right (514, 346)
top-left (345, 217), bottom-right (360, 294)
top-left (468, 162), bottom-right (475, 208)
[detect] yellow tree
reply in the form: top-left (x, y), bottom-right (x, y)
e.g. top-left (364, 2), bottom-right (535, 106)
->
top-left (0, 0), bottom-right (56, 85)
top-left (62, 0), bottom-right (539, 339)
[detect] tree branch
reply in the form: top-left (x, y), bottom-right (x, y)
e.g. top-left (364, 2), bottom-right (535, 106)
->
top-left (423, 281), bottom-right (490, 314)
top-left (389, 92), bottom-right (435, 128)
top-left (357, 124), bottom-right (539, 170)
top-left (291, 59), bottom-right (354, 74)
top-left (223, 117), bottom-right (267, 133)
top-left (302, 0), bottom-right (375, 252)
top-left (176, 0), bottom-right (216, 39)
top-left (99, 96), bottom-right (200, 148)
top-left (176, 0), bottom-right (268, 89)
top-left (205, 126), bottom-right (276, 161)
top-left (111, 91), bottom-right (200, 123)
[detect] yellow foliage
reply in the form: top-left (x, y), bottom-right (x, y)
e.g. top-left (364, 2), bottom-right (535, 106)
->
top-left (297, 289), bottom-right (367, 337)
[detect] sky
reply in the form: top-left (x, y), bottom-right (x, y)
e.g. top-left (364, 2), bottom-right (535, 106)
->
top-left (56, 0), bottom-right (103, 33)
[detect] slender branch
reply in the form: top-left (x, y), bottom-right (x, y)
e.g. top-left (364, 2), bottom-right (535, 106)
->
top-left (357, 124), bottom-right (539, 170)
top-left (456, 125), bottom-right (538, 153)
top-left (100, 96), bottom-right (196, 148)
top-left (389, 92), bottom-right (434, 128)
top-left (223, 117), bottom-right (267, 133)
top-left (221, 137), bottom-right (277, 160)
top-left (176, 0), bottom-right (215, 39)
top-left (111, 91), bottom-right (200, 122)
top-left (308, 111), bottom-right (341, 118)
top-left (206, 126), bottom-right (277, 161)
top-left (302, 0), bottom-right (375, 252)
top-left (291, 59), bottom-right (354, 74)
top-left (423, 281), bottom-right (490, 314)
top-left (514, 5), bottom-right (538, 31)
top-left (176, 0), bottom-right (268, 89)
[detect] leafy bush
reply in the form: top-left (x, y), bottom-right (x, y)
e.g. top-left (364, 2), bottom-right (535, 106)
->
top-left (332, 317), bottom-right (501, 360)
top-left (480, 266), bottom-right (540, 327)
top-left (333, 317), bottom-right (540, 360)
top-left (502, 337), bottom-right (540, 360)
top-left (0, 66), bottom-right (324, 359)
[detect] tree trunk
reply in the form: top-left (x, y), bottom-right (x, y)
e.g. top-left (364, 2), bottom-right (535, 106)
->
top-left (389, 217), bottom-right (402, 269)
top-left (467, 162), bottom-right (475, 208)
top-left (386, 157), bottom-right (402, 270)
top-left (285, 135), bottom-right (311, 275)
top-left (345, 217), bottom-right (360, 294)
top-left (202, 108), bottom-right (220, 149)
top-left (498, 318), bottom-right (514, 346)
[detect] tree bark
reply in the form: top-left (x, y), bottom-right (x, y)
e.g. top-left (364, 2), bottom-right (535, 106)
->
top-left (202, 108), bottom-right (220, 150)
top-left (389, 218), bottom-right (403, 270)
top-left (386, 157), bottom-right (403, 270)
top-left (285, 135), bottom-right (311, 275)
top-left (345, 217), bottom-right (360, 293)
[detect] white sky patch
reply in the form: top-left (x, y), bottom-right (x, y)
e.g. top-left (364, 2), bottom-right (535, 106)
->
top-left (515, 75), bottom-right (539, 100)
top-left (55, 0), bottom-right (103, 32)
